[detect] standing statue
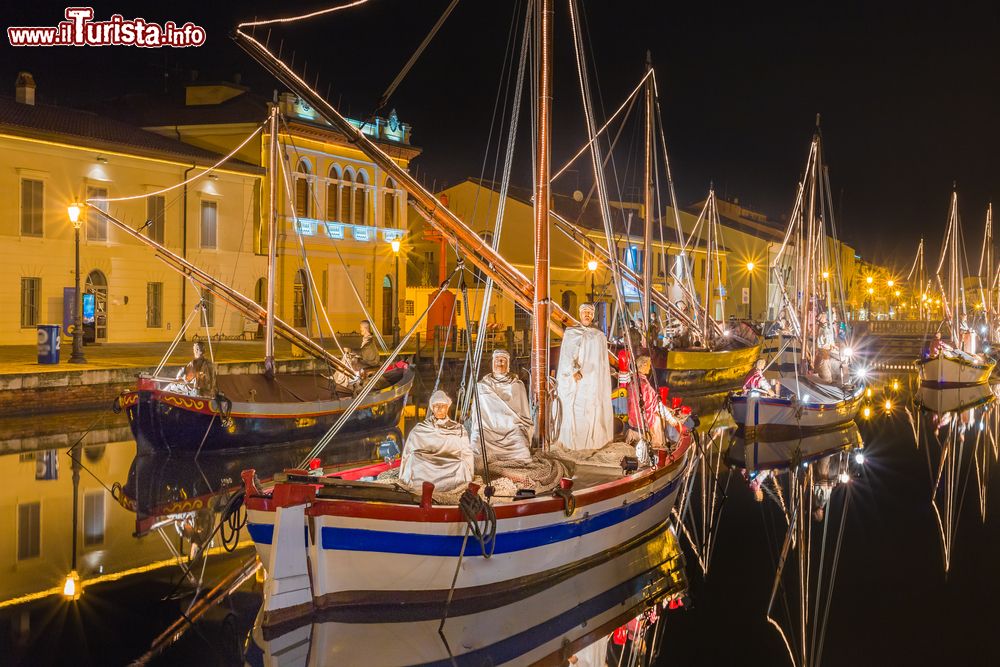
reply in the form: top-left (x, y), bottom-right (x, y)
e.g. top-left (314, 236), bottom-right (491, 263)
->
top-left (555, 302), bottom-right (614, 450)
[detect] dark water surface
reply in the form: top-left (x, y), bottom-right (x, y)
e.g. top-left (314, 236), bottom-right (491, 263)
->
top-left (0, 377), bottom-right (997, 666)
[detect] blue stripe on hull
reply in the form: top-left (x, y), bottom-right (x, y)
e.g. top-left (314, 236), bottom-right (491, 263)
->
top-left (319, 474), bottom-right (681, 557)
top-left (247, 474), bottom-right (681, 557)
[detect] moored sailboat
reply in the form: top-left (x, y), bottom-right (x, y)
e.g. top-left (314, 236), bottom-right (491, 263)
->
top-left (916, 191), bottom-right (996, 386)
top-left (728, 124), bottom-right (863, 433)
top-left (232, 0), bottom-right (694, 633)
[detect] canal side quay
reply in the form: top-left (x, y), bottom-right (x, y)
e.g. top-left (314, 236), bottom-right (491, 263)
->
top-left (0, 319), bottom-right (934, 420)
top-left (0, 339), bottom-right (346, 417)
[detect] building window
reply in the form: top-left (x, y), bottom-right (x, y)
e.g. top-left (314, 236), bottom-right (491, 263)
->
top-left (293, 269), bottom-right (309, 328)
top-left (561, 290), bottom-right (578, 313)
top-left (327, 166), bottom-right (341, 222)
top-left (20, 277), bottom-right (40, 328)
top-left (200, 201), bottom-right (217, 249)
top-left (354, 172), bottom-right (368, 225)
top-left (20, 178), bottom-right (43, 237)
top-left (456, 299), bottom-right (462, 317)
top-left (146, 282), bottom-right (163, 328)
top-left (405, 300), bottom-right (414, 316)
top-left (295, 160), bottom-right (311, 218)
top-left (86, 185), bottom-right (109, 241)
top-left (17, 501), bottom-right (40, 560)
top-left (83, 491), bottom-right (105, 546)
top-left (341, 170), bottom-right (354, 223)
top-left (202, 290), bottom-right (215, 327)
top-left (147, 195), bottom-right (165, 244)
top-left (383, 179), bottom-right (397, 228)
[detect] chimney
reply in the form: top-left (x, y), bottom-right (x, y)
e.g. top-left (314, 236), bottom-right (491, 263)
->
top-left (15, 72), bottom-right (35, 106)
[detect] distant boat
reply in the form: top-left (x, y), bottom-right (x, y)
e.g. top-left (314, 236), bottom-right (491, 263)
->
top-left (916, 191), bottom-right (996, 386)
top-left (728, 124), bottom-right (862, 431)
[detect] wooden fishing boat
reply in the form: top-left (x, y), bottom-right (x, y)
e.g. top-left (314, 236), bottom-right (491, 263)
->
top-left (247, 525), bottom-right (686, 664)
top-left (726, 421), bottom-right (862, 470)
top-left (242, 432), bottom-right (691, 629)
top-left (122, 368), bottom-right (411, 454)
top-left (917, 350), bottom-right (994, 387)
top-left (917, 191), bottom-right (996, 387)
top-left (652, 341), bottom-right (761, 394)
top-left (90, 102), bottom-right (414, 455)
top-left (233, 0), bottom-right (695, 643)
top-left (729, 376), bottom-right (863, 436)
top-left (727, 126), bottom-right (863, 431)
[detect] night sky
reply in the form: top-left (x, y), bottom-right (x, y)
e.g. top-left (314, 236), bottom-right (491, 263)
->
top-left (3, 0), bottom-right (999, 271)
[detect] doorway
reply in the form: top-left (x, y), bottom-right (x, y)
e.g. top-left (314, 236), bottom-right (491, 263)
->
top-left (382, 275), bottom-right (393, 335)
top-left (85, 270), bottom-right (108, 342)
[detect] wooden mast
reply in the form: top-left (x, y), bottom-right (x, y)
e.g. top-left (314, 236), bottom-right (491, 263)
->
top-left (642, 51), bottom-right (654, 332)
top-left (532, 0), bottom-right (553, 446)
top-left (264, 102), bottom-right (279, 378)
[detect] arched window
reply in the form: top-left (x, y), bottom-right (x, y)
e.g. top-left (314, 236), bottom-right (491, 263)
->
top-left (383, 178), bottom-right (397, 228)
top-left (354, 171), bottom-right (368, 225)
top-left (561, 290), bottom-right (578, 314)
top-left (327, 165), bottom-right (341, 222)
top-left (294, 159), bottom-right (311, 219)
top-left (293, 269), bottom-right (310, 329)
top-left (254, 277), bottom-right (267, 306)
top-left (341, 170), bottom-right (354, 225)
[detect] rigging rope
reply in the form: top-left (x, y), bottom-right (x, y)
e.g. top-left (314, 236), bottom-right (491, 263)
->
top-left (87, 124), bottom-right (264, 203)
top-left (299, 266), bottom-right (462, 466)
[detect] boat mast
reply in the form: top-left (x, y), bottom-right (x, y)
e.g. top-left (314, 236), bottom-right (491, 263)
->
top-left (642, 50), bottom-right (654, 332)
top-left (532, 0), bottom-right (553, 446)
top-left (264, 102), bottom-right (279, 378)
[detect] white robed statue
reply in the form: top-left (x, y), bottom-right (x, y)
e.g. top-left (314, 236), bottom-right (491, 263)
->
top-left (399, 390), bottom-right (474, 494)
top-left (469, 349), bottom-right (533, 463)
top-left (555, 302), bottom-right (614, 450)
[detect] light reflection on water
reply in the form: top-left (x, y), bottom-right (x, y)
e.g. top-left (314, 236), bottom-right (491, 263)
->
top-left (0, 376), bottom-right (997, 665)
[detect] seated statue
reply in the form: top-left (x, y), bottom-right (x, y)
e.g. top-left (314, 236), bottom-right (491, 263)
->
top-left (468, 349), bottom-right (533, 463)
top-left (166, 341), bottom-right (216, 396)
top-left (399, 390), bottom-right (474, 494)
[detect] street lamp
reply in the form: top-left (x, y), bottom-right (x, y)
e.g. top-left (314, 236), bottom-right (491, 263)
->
top-left (390, 239), bottom-right (401, 346)
top-left (745, 261), bottom-right (755, 320)
top-left (67, 204), bottom-right (86, 364)
top-left (866, 275), bottom-right (873, 285)
top-left (587, 259), bottom-right (598, 302)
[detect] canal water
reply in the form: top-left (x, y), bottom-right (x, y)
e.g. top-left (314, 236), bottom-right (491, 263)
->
top-left (0, 375), bottom-right (997, 666)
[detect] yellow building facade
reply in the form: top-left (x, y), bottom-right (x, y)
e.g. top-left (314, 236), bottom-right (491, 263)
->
top-left (0, 80), bottom-right (263, 346)
top-left (405, 179), bottom-right (728, 333)
top-left (141, 84), bottom-right (420, 342)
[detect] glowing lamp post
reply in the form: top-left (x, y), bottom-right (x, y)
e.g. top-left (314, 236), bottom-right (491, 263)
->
top-left (587, 259), bottom-right (598, 302)
top-left (390, 239), bottom-right (401, 346)
top-left (67, 204), bottom-right (87, 364)
top-left (745, 261), bottom-right (755, 320)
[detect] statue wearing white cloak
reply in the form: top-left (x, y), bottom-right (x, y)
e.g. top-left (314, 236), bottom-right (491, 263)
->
top-left (555, 304), bottom-right (614, 450)
top-left (399, 391), bottom-right (474, 494)
top-left (469, 368), bottom-right (533, 463)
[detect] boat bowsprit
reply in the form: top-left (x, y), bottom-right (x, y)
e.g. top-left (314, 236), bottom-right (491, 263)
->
top-left (241, 433), bottom-right (692, 631)
top-left (122, 367), bottom-right (412, 453)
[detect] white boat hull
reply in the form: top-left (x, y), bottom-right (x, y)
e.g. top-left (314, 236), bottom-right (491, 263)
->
top-left (729, 379), bottom-right (864, 435)
top-left (244, 443), bottom-right (691, 628)
top-left (917, 353), bottom-right (994, 387)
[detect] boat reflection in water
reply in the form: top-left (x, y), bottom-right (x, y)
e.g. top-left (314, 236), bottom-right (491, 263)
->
top-left (117, 430), bottom-right (399, 541)
top-left (728, 423), bottom-right (865, 667)
top-left (912, 383), bottom-right (999, 572)
top-left (248, 527), bottom-right (687, 667)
